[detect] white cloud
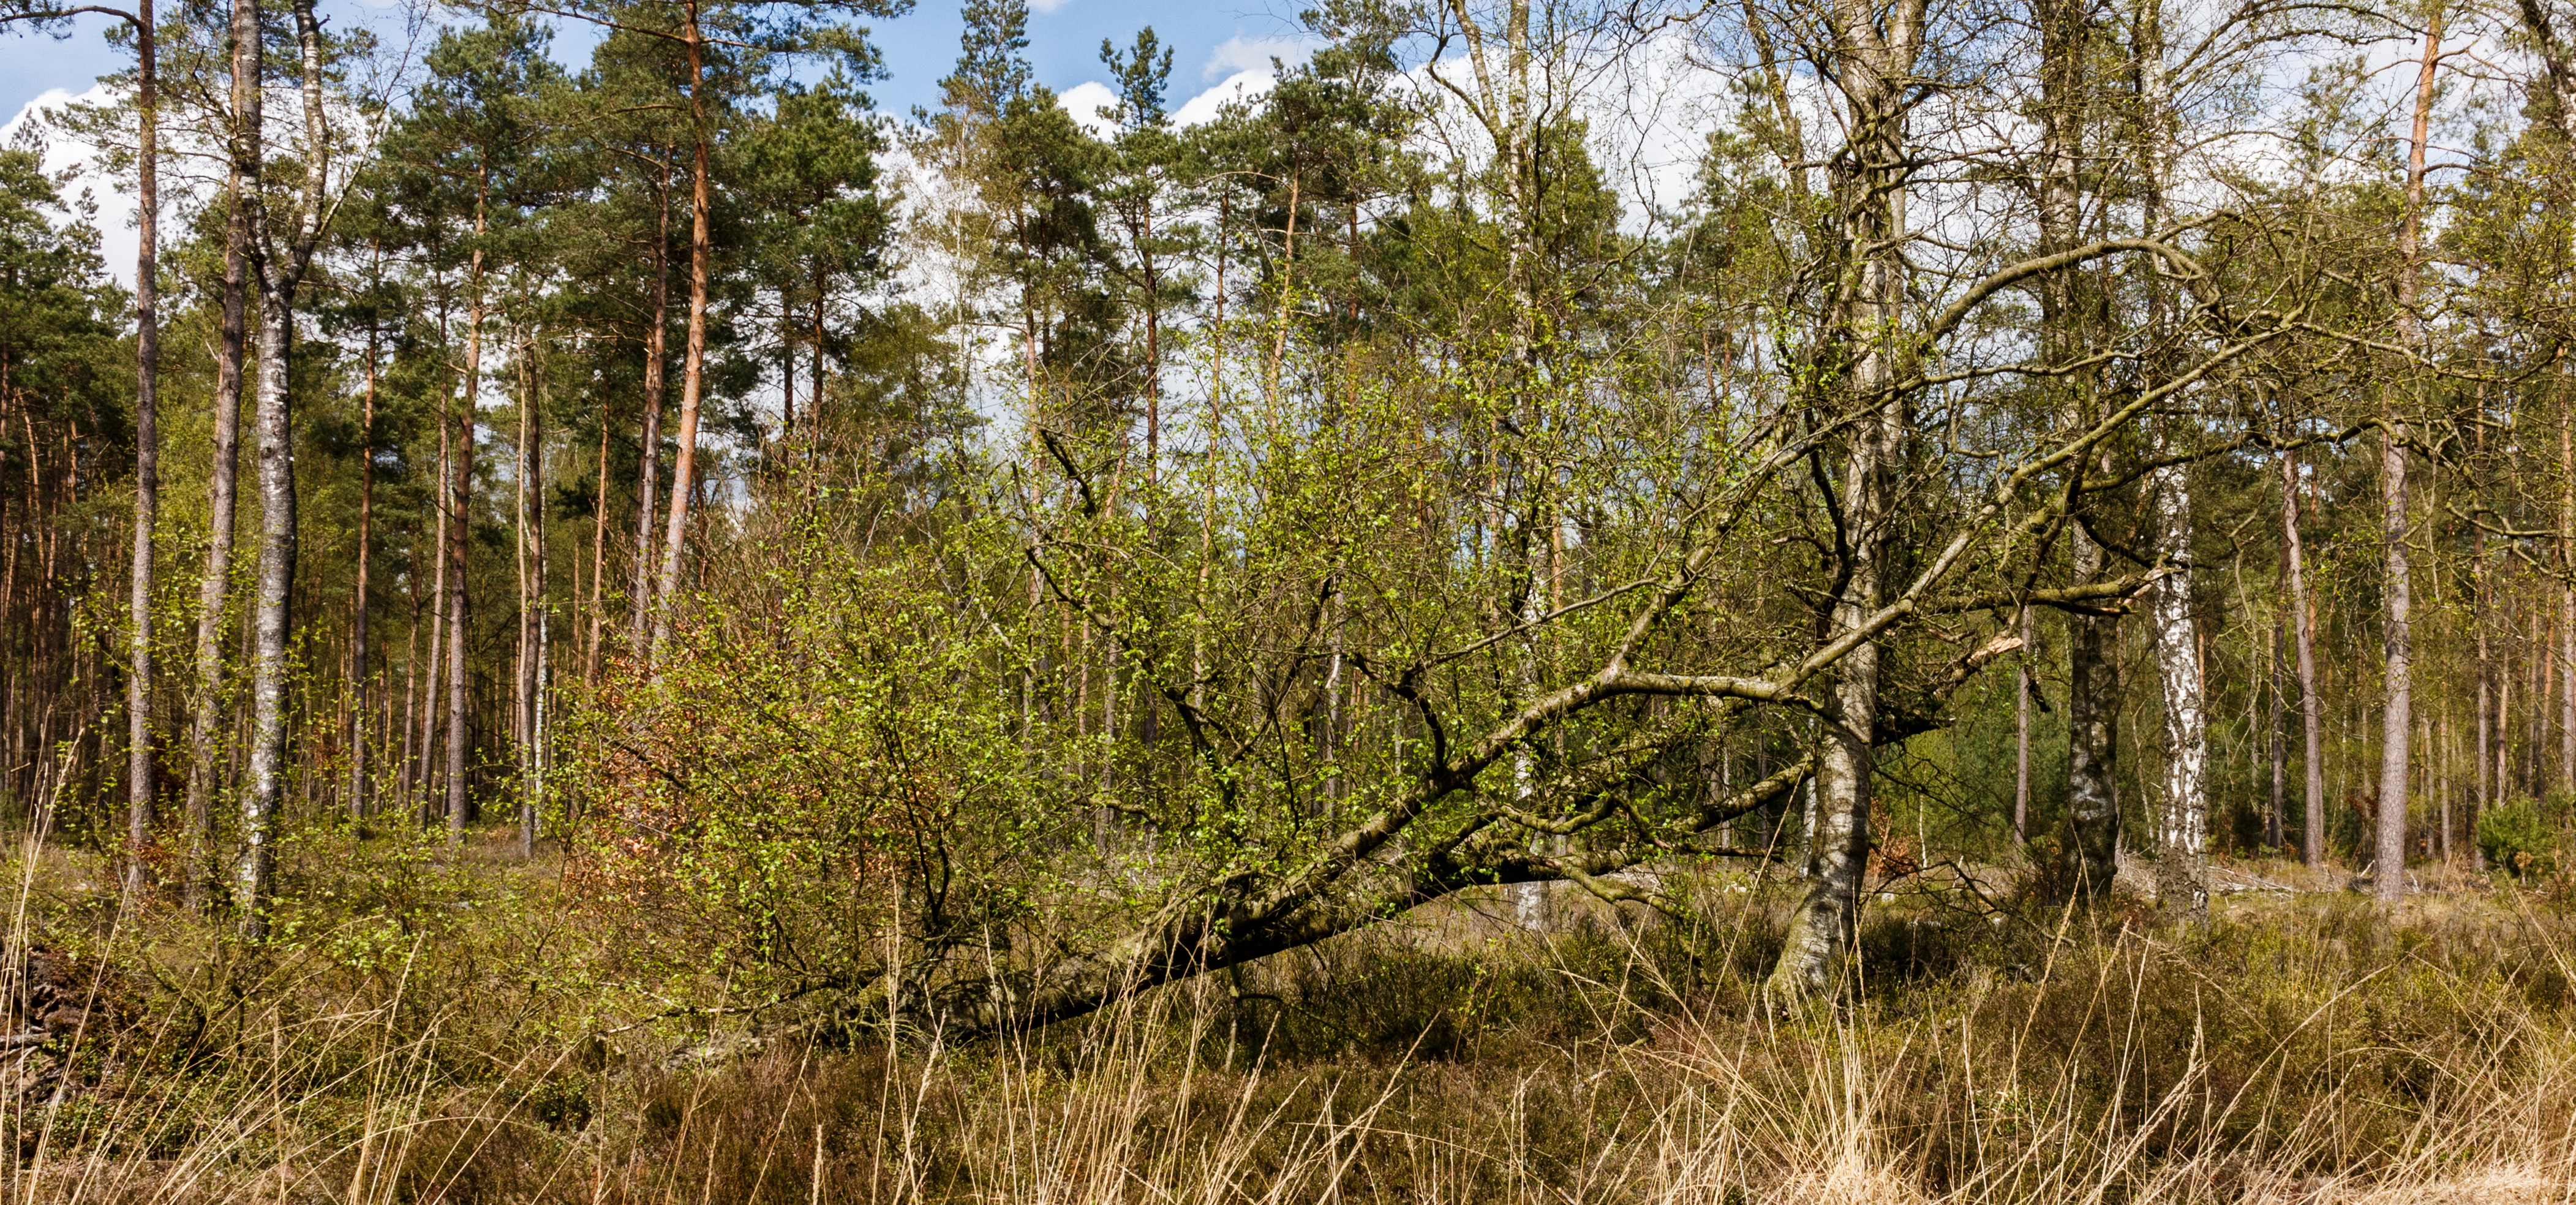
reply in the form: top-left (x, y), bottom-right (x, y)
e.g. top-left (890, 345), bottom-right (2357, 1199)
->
top-left (1201, 34), bottom-right (1319, 81)
top-left (1056, 80), bottom-right (1121, 137)
top-left (2, 84), bottom-right (141, 289)
top-left (1028, 0), bottom-right (1075, 13)
top-left (1170, 70), bottom-right (1273, 126)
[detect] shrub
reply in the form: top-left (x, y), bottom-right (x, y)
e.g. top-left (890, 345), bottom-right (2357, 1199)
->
top-left (2477, 796), bottom-right (2563, 880)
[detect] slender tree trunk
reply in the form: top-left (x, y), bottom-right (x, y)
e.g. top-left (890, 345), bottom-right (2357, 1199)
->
top-left (2284, 450), bottom-right (2326, 871)
top-left (2150, 455), bottom-right (2205, 918)
top-left (626, 175), bottom-right (670, 656)
top-left (232, 0), bottom-right (274, 932)
top-left (450, 223), bottom-right (488, 846)
top-left (514, 334), bottom-right (532, 831)
top-left (122, 0), bottom-right (159, 899)
top-left (401, 550), bottom-right (418, 796)
top-left (2269, 569), bottom-right (2288, 851)
top-left (809, 270), bottom-right (825, 461)
top-left (2015, 606), bottom-right (2033, 845)
top-left (649, 9), bottom-right (715, 666)
top-left (417, 413), bottom-right (448, 812)
top-left (2473, 406), bottom-right (2490, 868)
top-left (516, 331), bottom-right (544, 858)
top-left (2137, 0), bottom-right (2205, 921)
top-left (239, 280), bottom-right (294, 939)
top-left (2375, 15), bottom-right (2440, 900)
top-left (2039, 0), bottom-right (2119, 900)
top-left (184, 0), bottom-right (255, 909)
top-left (586, 406), bottom-right (609, 690)
top-left (2439, 708), bottom-right (2452, 864)
top-left (2499, 652), bottom-right (2515, 806)
top-left (2561, 387), bottom-right (2574, 791)
top-left (350, 311), bottom-right (376, 820)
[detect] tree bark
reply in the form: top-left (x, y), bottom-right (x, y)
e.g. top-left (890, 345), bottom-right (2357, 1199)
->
top-left (1764, 0), bottom-right (1921, 997)
top-left (2472, 402), bottom-right (2490, 869)
top-left (2283, 450), bottom-right (2326, 871)
top-left (649, 6), bottom-right (714, 666)
top-left (2150, 455), bottom-right (2205, 920)
top-left (2015, 606), bottom-right (2032, 845)
top-left (2138, 0), bottom-right (2206, 921)
top-left (2376, 15), bottom-right (2439, 900)
top-left (184, 0), bottom-right (255, 910)
top-left (516, 331), bottom-right (545, 858)
top-left (2561, 383), bottom-right (2574, 791)
top-left (123, 0), bottom-right (158, 898)
top-left (587, 400), bottom-right (609, 690)
top-left (2038, 0), bottom-right (2120, 901)
top-left (2269, 566), bottom-right (2288, 851)
top-left (450, 229), bottom-right (487, 847)
top-left (627, 164), bottom-right (669, 657)
top-left (350, 294), bottom-right (377, 820)
top-left (416, 409), bottom-right (448, 812)
top-left (237, 0), bottom-right (329, 938)
top-left (238, 278), bottom-right (293, 939)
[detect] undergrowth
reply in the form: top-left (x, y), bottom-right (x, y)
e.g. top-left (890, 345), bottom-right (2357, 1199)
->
top-left (0, 826), bottom-right (2570, 1203)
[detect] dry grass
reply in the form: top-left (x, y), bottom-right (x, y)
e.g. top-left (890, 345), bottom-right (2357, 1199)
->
top-left (0, 840), bottom-right (2571, 1203)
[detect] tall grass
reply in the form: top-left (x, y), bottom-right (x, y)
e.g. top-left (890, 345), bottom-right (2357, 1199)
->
top-left (2, 837), bottom-right (2571, 1203)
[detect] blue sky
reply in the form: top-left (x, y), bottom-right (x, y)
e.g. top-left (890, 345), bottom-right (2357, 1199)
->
top-left (1, 0), bottom-right (1314, 131)
top-left (1, 0), bottom-right (1319, 283)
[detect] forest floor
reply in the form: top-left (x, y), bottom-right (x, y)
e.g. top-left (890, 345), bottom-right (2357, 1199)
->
top-left (0, 828), bottom-right (2567, 1204)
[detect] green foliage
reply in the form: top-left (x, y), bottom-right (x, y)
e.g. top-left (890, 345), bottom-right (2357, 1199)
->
top-left (2478, 795), bottom-right (2564, 881)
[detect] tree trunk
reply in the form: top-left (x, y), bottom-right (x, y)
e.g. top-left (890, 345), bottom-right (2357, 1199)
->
top-left (516, 331), bottom-right (545, 858)
top-left (123, 0), bottom-right (158, 899)
top-left (2472, 414), bottom-right (2490, 868)
top-left (2149, 455), bottom-right (2205, 920)
top-left (417, 410), bottom-right (448, 813)
top-left (649, 9), bottom-right (715, 666)
top-left (627, 169), bottom-right (669, 657)
top-left (2284, 449), bottom-right (2326, 871)
top-left (587, 404), bottom-right (609, 690)
top-left (237, 0), bottom-right (327, 939)
top-left (350, 308), bottom-right (376, 820)
top-left (2269, 570), bottom-right (2288, 851)
top-left (2375, 16), bottom-right (2439, 901)
top-left (2038, 0), bottom-right (2120, 901)
top-left (2015, 606), bottom-right (2033, 845)
top-left (184, 0), bottom-right (255, 910)
top-left (450, 227), bottom-right (488, 847)
top-left (2561, 387), bottom-right (2574, 791)
top-left (1765, 0), bottom-right (1920, 997)
top-left (238, 276), bottom-right (293, 939)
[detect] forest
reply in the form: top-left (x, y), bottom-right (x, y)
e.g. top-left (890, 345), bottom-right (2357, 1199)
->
top-left (0, 0), bottom-right (2574, 1195)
